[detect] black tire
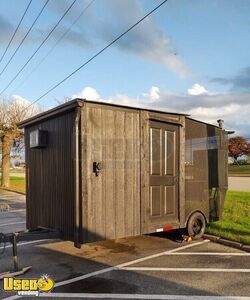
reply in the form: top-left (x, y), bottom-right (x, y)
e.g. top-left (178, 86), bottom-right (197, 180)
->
top-left (187, 212), bottom-right (206, 239)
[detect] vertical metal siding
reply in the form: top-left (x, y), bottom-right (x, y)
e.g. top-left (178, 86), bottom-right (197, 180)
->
top-left (185, 118), bottom-right (227, 222)
top-left (185, 119), bottom-right (209, 220)
top-left (25, 110), bottom-right (76, 240)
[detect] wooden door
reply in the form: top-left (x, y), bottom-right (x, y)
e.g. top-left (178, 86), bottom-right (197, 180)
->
top-left (147, 121), bottom-right (179, 229)
top-left (84, 105), bottom-right (141, 242)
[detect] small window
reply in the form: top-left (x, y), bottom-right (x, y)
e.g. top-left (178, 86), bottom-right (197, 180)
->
top-left (30, 129), bottom-right (48, 148)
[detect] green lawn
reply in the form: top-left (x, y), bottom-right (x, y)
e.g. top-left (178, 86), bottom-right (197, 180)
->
top-left (1, 176), bottom-right (249, 245)
top-left (206, 191), bottom-right (250, 244)
top-left (228, 164), bottom-right (250, 176)
top-left (0, 176), bottom-right (26, 193)
top-left (9, 168), bottom-right (26, 174)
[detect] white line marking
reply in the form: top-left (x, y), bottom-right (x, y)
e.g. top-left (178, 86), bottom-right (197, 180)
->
top-left (0, 221), bottom-right (25, 227)
top-left (0, 239), bottom-right (59, 251)
top-left (0, 209), bottom-right (26, 213)
top-left (55, 240), bottom-right (210, 288)
top-left (122, 267), bottom-right (250, 273)
top-left (38, 293), bottom-right (250, 299)
top-left (9, 209), bottom-right (26, 213)
top-left (163, 252), bottom-right (250, 256)
top-left (2, 240), bottom-right (210, 300)
top-left (2, 296), bottom-right (18, 300)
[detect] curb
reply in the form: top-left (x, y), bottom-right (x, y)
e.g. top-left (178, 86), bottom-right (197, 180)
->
top-left (204, 234), bottom-right (250, 252)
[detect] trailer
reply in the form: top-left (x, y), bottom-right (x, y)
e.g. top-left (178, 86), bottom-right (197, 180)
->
top-left (18, 99), bottom-right (228, 247)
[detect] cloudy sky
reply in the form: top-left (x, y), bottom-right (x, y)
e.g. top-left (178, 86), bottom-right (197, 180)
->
top-left (0, 0), bottom-right (250, 135)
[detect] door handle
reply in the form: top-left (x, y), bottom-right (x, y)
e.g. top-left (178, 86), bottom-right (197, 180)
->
top-left (93, 162), bottom-right (102, 176)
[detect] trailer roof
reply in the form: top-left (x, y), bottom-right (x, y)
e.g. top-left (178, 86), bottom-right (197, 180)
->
top-left (18, 98), bottom-right (190, 128)
top-left (186, 116), bottom-right (222, 130)
top-left (18, 98), bottom-right (221, 130)
top-left (18, 98), bottom-right (83, 128)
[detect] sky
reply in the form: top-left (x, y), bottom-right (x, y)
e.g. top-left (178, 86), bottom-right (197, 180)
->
top-left (0, 0), bottom-right (250, 136)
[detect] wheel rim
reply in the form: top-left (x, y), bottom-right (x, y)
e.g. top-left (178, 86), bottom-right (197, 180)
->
top-left (192, 218), bottom-right (203, 235)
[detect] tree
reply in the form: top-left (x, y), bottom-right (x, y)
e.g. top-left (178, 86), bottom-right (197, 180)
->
top-left (228, 136), bottom-right (250, 164)
top-left (0, 97), bottom-right (37, 187)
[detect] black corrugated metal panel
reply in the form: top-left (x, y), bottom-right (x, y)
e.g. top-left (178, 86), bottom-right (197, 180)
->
top-left (25, 109), bottom-right (76, 240)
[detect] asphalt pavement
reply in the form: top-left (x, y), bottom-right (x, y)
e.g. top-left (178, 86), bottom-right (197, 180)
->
top-left (0, 190), bottom-right (249, 300)
top-left (0, 190), bottom-right (26, 234)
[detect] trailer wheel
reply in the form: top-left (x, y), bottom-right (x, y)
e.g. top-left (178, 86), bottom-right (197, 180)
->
top-left (187, 212), bottom-right (206, 239)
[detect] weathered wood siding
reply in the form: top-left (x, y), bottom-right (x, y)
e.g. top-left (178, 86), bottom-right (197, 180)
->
top-left (83, 103), bottom-right (140, 242)
top-left (25, 110), bottom-right (76, 240)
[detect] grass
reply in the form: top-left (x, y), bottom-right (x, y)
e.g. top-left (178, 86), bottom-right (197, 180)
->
top-left (1, 176), bottom-right (249, 245)
top-left (9, 168), bottom-right (26, 174)
top-left (206, 191), bottom-right (250, 244)
top-left (0, 168), bottom-right (25, 174)
top-left (228, 164), bottom-right (250, 176)
top-left (0, 176), bottom-right (26, 193)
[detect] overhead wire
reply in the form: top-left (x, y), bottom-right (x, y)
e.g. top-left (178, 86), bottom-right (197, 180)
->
top-left (0, 0), bottom-right (33, 66)
top-left (0, 0), bottom-right (50, 78)
top-left (0, 0), bottom-right (78, 96)
top-left (24, 0), bottom-right (168, 110)
top-left (11, 0), bottom-right (95, 95)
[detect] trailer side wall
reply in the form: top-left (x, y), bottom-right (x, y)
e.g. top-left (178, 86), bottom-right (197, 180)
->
top-left (25, 109), bottom-right (76, 240)
top-left (185, 118), bottom-right (227, 223)
top-left (82, 103), bottom-right (141, 242)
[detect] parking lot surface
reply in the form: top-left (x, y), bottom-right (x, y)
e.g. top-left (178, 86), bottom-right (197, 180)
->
top-left (0, 190), bottom-right (250, 299)
top-left (228, 176), bottom-right (250, 192)
top-left (0, 190), bottom-right (26, 234)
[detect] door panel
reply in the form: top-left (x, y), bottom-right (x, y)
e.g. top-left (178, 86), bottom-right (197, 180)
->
top-left (148, 121), bottom-right (179, 227)
top-left (150, 127), bottom-right (162, 175)
top-left (84, 106), bottom-right (141, 242)
top-left (150, 186), bottom-right (162, 216)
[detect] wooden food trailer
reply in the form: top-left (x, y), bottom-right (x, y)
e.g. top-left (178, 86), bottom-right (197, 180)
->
top-left (19, 99), bottom-right (228, 247)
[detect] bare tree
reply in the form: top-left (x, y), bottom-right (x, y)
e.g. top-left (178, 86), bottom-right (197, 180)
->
top-left (0, 97), bottom-right (37, 187)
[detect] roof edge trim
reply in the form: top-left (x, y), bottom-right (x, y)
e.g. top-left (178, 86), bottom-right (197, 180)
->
top-left (18, 99), bottom-right (84, 128)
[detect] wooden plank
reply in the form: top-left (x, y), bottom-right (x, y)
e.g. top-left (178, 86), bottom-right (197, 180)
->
top-left (148, 111), bottom-right (180, 122)
top-left (140, 111), bottom-right (149, 233)
top-left (114, 110), bottom-right (125, 238)
top-left (124, 112), bottom-right (134, 235)
top-left (81, 106), bottom-right (87, 243)
top-left (94, 108), bottom-right (105, 240)
top-left (85, 104), bottom-right (141, 241)
top-left (179, 116), bottom-right (186, 227)
top-left (134, 112), bottom-right (141, 235)
top-left (104, 109), bottom-right (115, 239)
top-left (86, 106), bottom-right (95, 241)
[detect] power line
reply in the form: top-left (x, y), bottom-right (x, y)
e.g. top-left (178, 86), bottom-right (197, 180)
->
top-left (11, 0), bottom-right (95, 95)
top-left (0, 0), bottom-right (78, 96)
top-left (0, 0), bottom-right (49, 78)
top-left (0, 0), bottom-right (33, 66)
top-left (24, 0), bottom-right (168, 110)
